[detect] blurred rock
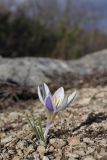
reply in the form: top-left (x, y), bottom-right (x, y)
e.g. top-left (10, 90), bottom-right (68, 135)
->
top-left (0, 49), bottom-right (107, 86)
top-left (0, 57), bottom-right (70, 86)
top-left (68, 49), bottom-right (107, 75)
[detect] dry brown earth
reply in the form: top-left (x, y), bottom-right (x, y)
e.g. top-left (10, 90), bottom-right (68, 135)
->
top-left (0, 79), bottom-right (107, 160)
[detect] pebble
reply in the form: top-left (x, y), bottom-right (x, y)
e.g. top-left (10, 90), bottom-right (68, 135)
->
top-left (1, 136), bottom-right (13, 144)
top-left (68, 158), bottom-right (77, 160)
top-left (8, 149), bottom-right (15, 155)
top-left (25, 145), bottom-right (35, 155)
top-left (1, 153), bottom-right (9, 159)
top-left (49, 138), bottom-right (56, 145)
top-left (49, 145), bottom-right (54, 152)
top-left (99, 148), bottom-right (107, 156)
top-left (100, 139), bottom-right (107, 147)
top-left (9, 112), bottom-right (23, 120)
top-left (54, 149), bottom-right (62, 157)
top-left (73, 149), bottom-right (85, 156)
top-left (83, 156), bottom-right (95, 160)
top-left (83, 138), bottom-right (94, 144)
top-left (99, 155), bottom-right (107, 160)
top-left (32, 152), bottom-right (40, 160)
top-left (43, 156), bottom-right (49, 160)
top-left (16, 140), bottom-right (26, 150)
top-left (50, 138), bottom-right (66, 148)
top-left (86, 147), bottom-right (95, 154)
top-left (68, 157), bottom-right (77, 160)
top-left (69, 154), bottom-right (79, 158)
top-left (17, 149), bottom-right (23, 157)
top-left (68, 136), bottom-right (80, 146)
top-left (13, 156), bottom-right (20, 160)
top-left (78, 98), bottom-right (90, 106)
top-left (8, 140), bottom-right (18, 148)
top-left (37, 145), bottom-right (46, 155)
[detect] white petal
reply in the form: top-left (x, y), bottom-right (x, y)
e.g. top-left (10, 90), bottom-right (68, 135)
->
top-left (58, 90), bottom-right (77, 111)
top-left (43, 83), bottom-right (50, 96)
top-left (53, 87), bottom-right (64, 107)
top-left (67, 90), bottom-right (77, 105)
top-left (58, 96), bottom-right (68, 111)
top-left (38, 85), bottom-right (44, 105)
top-left (38, 83), bottom-right (50, 105)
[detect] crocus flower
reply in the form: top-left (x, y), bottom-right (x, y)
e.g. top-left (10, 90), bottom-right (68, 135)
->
top-left (38, 83), bottom-right (77, 118)
top-left (38, 83), bottom-right (77, 139)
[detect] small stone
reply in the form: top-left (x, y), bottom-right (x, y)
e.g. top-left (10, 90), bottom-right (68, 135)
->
top-left (26, 145), bottom-right (35, 155)
top-left (99, 155), bottom-right (107, 160)
top-left (1, 136), bottom-right (13, 144)
top-left (13, 156), bottom-right (20, 160)
top-left (86, 147), bottom-right (95, 154)
top-left (78, 98), bottom-right (90, 106)
top-left (99, 148), bottom-right (107, 156)
top-left (102, 122), bottom-right (107, 130)
top-left (49, 146), bottom-right (54, 152)
top-left (32, 152), bottom-right (40, 160)
top-left (2, 153), bottom-right (9, 159)
top-left (7, 139), bottom-right (18, 148)
top-left (16, 140), bottom-right (26, 150)
top-left (43, 156), bottom-right (49, 160)
top-left (68, 158), bottom-right (76, 160)
top-left (80, 142), bottom-right (87, 148)
top-left (74, 149), bottom-right (85, 156)
top-left (68, 157), bottom-right (77, 160)
top-left (50, 138), bottom-right (56, 145)
top-left (17, 130), bottom-right (24, 136)
top-left (83, 138), bottom-right (94, 144)
top-left (69, 154), bottom-right (79, 158)
top-left (68, 136), bottom-right (80, 146)
top-left (83, 156), bottom-right (95, 160)
top-left (100, 139), bottom-right (107, 147)
top-left (54, 156), bottom-right (62, 160)
top-left (37, 145), bottom-right (45, 155)
top-left (8, 149), bottom-right (15, 155)
top-left (17, 149), bottom-right (23, 157)
top-left (50, 138), bottom-right (66, 149)
top-left (9, 112), bottom-right (23, 120)
top-left (54, 149), bottom-right (62, 157)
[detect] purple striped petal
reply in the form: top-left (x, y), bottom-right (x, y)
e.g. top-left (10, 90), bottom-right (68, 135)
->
top-left (45, 95), bottom-right (54, 112)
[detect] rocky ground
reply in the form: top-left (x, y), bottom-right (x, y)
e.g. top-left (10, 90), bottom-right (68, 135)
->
top-left (0, 73), bottom-right (107, 160)
top-left (1, 50), bottom-right (107, 160)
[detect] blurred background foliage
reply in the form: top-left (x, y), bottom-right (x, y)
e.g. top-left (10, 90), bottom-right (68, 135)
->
top-left (0, 0), bottom-right (107, 59)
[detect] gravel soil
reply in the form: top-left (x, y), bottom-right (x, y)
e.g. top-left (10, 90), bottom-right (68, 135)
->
top-left (0, 76), bottom-right (107, 160)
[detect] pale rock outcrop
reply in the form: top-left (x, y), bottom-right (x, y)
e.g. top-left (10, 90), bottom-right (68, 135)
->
top-left (0, 49), bottom-right (107, 86)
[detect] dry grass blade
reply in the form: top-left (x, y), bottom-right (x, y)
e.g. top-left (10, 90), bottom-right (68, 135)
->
top-left (26, 114), bottom-right (45, 145)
